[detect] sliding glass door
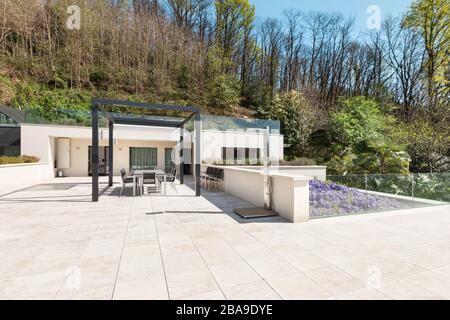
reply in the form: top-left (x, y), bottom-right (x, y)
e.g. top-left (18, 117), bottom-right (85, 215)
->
top-left (88, 146), bottom-right (109, 176)
top-left (129, 147), bottom-right (157, 170)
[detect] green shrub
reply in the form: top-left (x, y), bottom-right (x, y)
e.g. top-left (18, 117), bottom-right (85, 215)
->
top-left (89, 65), bottom-right (111, 89)
top-left (208, 75), bottom-right (240, 110)
top-left (327, 96), bottom-right (410, 174)
top-left (259, 91), bottom-right (318, 158)
top-left (330, 96), bottom-right (391, 146)
top-left (328, 173), bottom-right (450, 202)
top-left (48, 77), bottom-right (68, 89)
top-left (0, 155), bottom-right (40, 165)
top-left (280, 157), bottom-right (317, 166)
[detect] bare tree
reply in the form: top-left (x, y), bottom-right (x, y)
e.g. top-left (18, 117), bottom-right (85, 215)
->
top-left (258, 18), bottom-right (283, 96)
top-left (383, 16), bottom-right (425, 117)
top-left (280, 10), bottom-right (303, 92)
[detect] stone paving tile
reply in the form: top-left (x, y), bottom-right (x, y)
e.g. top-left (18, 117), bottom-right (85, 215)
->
top-left (177, 289), bottom-right (226, 300)
top-left (0, 177), bottom-right (449, 300)
top-left (0, 271), bottom-right (67, 300)
top-left (335, 288), bottom-right (390, 300)
top-left (113, 277), bottom-right (168, 300)
top-left (405, 271), bottom-right (450, 299)
top-left (265, 272), bottom-right (331, 300)
top-left (303, 265), bottom-right (367, 296)
top-left (377, 278), bottom-right (444, 300)
top-left (222, 280), bottom-right (281, 300)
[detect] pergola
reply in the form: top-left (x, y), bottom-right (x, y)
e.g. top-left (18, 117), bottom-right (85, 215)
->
top-left (91, 98), bottom-right (201, 202)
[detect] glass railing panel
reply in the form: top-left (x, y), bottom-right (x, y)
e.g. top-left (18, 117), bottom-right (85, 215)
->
top-left (312, 173), bottom-right (449, 218)
top-left (365, 174), bottom-right (412, 211)
top-left (412, 173), bottom-right (450, 203)
top-left (23, 108), bottom-right (99, 127)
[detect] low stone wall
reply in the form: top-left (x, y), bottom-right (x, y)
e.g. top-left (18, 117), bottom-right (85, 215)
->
top-left (0, 162), bottom-right (53, 188)
top-left (202, 165), bottom-right (312, 223)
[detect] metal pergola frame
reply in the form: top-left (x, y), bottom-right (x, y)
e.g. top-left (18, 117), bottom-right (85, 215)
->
top-left (91, 98), bottom-right (201, 202)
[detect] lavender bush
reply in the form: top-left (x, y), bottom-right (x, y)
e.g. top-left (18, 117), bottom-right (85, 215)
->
top-left (309, 180), bottom-right (402, 217)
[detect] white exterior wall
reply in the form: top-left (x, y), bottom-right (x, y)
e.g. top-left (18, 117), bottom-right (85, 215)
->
top-left (63, 138), bottom-right (177, 176)
top-left (204, 165), bottom-right (311, 223)
top-left (20, 124), bottom-right (285, 177)
top-left (180, 129), bottom-right (285, 165)
top-left (199, 130), bottom-right (284, 164)
top-left (21, 124), bottom-right (180, 177)
top-left (0, 163), bottom-right (53, 189)
top-left (271, 174), bottom-right (310, 223)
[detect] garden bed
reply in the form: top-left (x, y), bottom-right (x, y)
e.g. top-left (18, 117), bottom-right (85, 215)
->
top-left (309, 180), bottom-right (406, 218)
top-left (0, 155), bottom-right (39, 165)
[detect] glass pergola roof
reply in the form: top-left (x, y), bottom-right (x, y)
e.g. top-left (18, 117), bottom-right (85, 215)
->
top-left (100, 111), bottom-right (187, 128)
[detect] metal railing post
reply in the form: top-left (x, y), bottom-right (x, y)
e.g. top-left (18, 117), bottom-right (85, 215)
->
top-left (179, 126), bottom-right (184, 185)
top-left (108, 120), bottom-right (113, 187)
top-left (194, 112), bottom-right (201, 196)
top-left (364, 173), bottom-right (368, 212)
top-left (92, 103), bottom-right (99, 202)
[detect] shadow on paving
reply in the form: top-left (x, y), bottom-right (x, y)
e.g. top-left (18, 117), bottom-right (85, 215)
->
top-left (174, 177), bottom-right (288, 225)
top-left (0, 184), bottom-right (116, 203)
top-left (0, 178), bottom-right (288, 224)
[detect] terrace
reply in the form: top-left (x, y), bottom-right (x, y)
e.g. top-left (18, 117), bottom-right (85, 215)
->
top-left (0, 102), bottom-right (449, 300)
top-left (1, 177), bottom-right (449, 300)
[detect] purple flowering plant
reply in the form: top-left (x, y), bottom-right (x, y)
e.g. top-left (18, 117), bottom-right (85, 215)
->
top-left (309, 179), bottom-right (402, 217)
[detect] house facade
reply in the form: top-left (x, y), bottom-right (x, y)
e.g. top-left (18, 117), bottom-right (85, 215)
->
top-left (20, 122), bottom-right (284, 177)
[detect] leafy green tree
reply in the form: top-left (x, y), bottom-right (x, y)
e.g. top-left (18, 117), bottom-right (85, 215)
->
top-left (241, 78), bottom-right (271, 110)
top-left (396, 117), bottom-right (450, 173)
top-left (327, 150), bottom-right (357, 175)
top-left (329, 96), bottom-right (410, 174)
top-left (365, 140), bottom-right (411, 174)
top-left (330, 96), bottom-right (391, 147)
top-left (215, 0), bottom-right (255, 73)
top-left (403, 0), bottom-right (450, 111)
top-left (204, 46), bottom-right (240, 109)
top-left (260, 91), bottom-right (317, 158)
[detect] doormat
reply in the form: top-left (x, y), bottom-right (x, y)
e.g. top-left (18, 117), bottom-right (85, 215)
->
top-left (233, 207), bottom-right (278, 219)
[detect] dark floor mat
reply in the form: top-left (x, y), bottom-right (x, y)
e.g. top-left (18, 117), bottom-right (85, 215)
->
top-left (233, 207), bottom-right (278, 219)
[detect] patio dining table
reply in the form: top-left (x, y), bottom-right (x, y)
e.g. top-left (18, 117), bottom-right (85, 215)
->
top-left (132, 169), bottom-right (167, 196)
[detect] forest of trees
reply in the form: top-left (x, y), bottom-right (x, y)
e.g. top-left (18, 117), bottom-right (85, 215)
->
top-left (0, 0), bottom-right (448, 173)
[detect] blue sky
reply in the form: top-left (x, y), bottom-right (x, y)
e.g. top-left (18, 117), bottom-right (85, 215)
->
top-left (249, 0), bottom-right (413, 32)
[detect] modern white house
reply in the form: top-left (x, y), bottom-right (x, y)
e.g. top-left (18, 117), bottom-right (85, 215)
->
top-left (20, 122), bottom-right (285, 179)
top-left (0, 102), bottom-right (327, 223)
top-left (1, 103), bottom-right (284, 179)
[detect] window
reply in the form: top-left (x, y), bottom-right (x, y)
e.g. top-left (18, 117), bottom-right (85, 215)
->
top-left (165, 148), bottom-right (175, 172)
top-left (0, 146), bottom-right (20, 156)
top-left (0, 112), bottom-right (17, 125)
top-left (221, 147), bottom-right (261, 165)
top-left (0, 127), bottom-right (20, 156)
top-left (129, 147), bottom-right (157, 170)
top-left (88, 146), bottom-right (110, 176)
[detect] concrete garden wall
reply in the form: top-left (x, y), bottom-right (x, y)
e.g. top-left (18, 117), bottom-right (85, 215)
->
top-left (0, 162), bottom-right (53, 188)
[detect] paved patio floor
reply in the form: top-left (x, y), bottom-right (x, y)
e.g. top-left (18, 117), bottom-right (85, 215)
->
top-left (0, 177), bottom-right (449, 300)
